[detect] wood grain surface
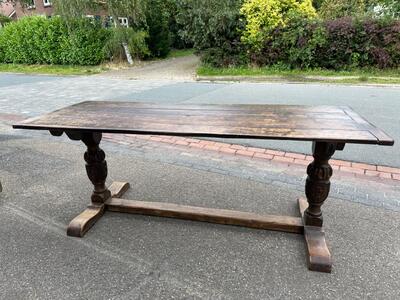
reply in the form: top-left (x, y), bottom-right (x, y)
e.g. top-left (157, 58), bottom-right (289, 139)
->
top-left (13, 101), bottom-right (394, 145)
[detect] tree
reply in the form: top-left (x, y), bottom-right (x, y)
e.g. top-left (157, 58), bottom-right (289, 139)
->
top-left (51, 0), bottom-right (145, 26)
top-left (145, 0), bottom-right (171, 57)
top-left (51, 0), bottom-right (146, 64)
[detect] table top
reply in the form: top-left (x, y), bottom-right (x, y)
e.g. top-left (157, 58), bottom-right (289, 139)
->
top-left (13, 101), bottom-right (394, 145)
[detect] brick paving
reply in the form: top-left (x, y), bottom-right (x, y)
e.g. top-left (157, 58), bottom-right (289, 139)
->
top-left (103, 133), bottom-right (400, 182)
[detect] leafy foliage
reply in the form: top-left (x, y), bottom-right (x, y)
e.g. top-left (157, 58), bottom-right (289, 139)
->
top-left (145, 0), bottom-right (171, 58)
top-left (52, 0), bottom-right (146, 27)
top-left (319, 0), bottom-right (366, 19)
top-left (0, 16), bottom-right (109, 65)
top-left (0, 15), bottom-right (11, 25)
top-left (175, 0), bottom-right (244, 66)
top-left (255, 17), bottom-right (400, 69)
top-left (366, 0), bottom-right (400, 18)
top-left (240, 0), bottom-right (316, 51)
top-left (252, 17), bottom-right (326, 68)
top-left (105, 27), bottom-right (149, 61)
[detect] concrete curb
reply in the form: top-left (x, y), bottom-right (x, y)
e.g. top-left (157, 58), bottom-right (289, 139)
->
top-left (196, 75), bottom-right (400, 87)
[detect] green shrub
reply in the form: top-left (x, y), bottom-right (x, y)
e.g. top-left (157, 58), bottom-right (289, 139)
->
top-left (58, 18), bottom-right (109, 65)
top-left (128, 30), bottom-right (150, 59)
top-left (0, 17), bottom-right (60, 64)
top-left (164, 0), bottom-right (190, 49)
top-left (253, 17), bottom-right (327, 68)
top-left (201, 44), bottom-right (249, 67)
top-left (240, 0), bottom-right (316, 51)
top-left (105, 27), bottom-right (149, 61)
top-left (255, 17), bottom-right (400, 69)
top-left (176, 0), bottom-right (245, 66)
top-left (319, 0), bottom-right (366, 19)
top-left (145, 0), bottom-right (171, 58)
top-left (366, 0), bottom-right (400, 18)
top-left (0, 16), bottom-right (109, 65)
top-left (0, 15), bottom-right (12, 26)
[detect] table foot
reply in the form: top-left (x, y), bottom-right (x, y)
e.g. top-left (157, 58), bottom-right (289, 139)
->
top-left (298, 198), bottom-right (332, 273)
top-left (109, 182), bottom-right (130, 198)
top-left (67, 182), bottom-right (130, 237)
top-left (67, 204), bottom-right (105, 237)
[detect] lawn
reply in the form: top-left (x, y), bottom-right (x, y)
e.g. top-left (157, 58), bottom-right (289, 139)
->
top-left (0, 64), bottom-right (108, 76)
top-left (197, 65), bottom-right (400, 84)
top-left (0, 49), bottom-right (195, 76)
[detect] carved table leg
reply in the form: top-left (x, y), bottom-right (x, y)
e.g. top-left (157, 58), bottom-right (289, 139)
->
top-left (67, 132), bottom-right (111, 237)
top-left (304, 142), bottom-right (336, 227)
top-left (299, 141), bottom-right (343, 273)
top-left (65, 131), bottom-right (131, 237)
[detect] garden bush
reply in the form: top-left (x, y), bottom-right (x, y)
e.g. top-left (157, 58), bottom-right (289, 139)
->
top-left (59, 18), bottom-right (110, 65)
top-left (0, 16), bottom-right (109, 65)
top-left (319, 0), bottom-right (366, 20)
top-left (252, 17), bottom-right (326, 68)
top-left (256, 17), bottom-right (400, 69)
top-left (240, 0), bottom-right (316, 51)
top-left (176, 0), bottom-right (245, 66)
top-left (105, 27), bottom-right (150, 61)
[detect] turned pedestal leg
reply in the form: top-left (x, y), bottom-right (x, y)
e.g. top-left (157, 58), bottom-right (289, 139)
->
top-left (67, 132), bottom-right (111, 237)
top-left (304, 142), bottom-right (336, 227)
top-left (299, 141), bottom-right (343, 273)
top-left (49, 129), bottom-right (131, 238)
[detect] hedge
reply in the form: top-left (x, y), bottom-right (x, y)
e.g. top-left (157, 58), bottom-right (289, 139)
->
top-left (254, 17), bottom-right (400, 69)
top-left (240, 0), bottom-right (316, 51)
top-left (0, 16), bottom-right (110, 65)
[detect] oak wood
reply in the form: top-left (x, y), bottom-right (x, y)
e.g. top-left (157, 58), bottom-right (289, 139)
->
top-left (109, 182), bottom-right (130, 198)
top-left (67, 204), bottom-right (105, 237)
top-left (105, 198), bottom-right (304, 233)
top-left (13, 101), bottom-right (394, 145)
top-left (304, 142), bottom-right (336, 227)
top-left (298, 198), bottom-right (332, 273)
top-left (67, 182), bottom-right (131, 238)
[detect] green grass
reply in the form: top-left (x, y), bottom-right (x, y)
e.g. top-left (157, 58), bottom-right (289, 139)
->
top-left (167, 48), bottom-right (195, 59)
top-left (197, 65), bottom-right (400, 84)
top-left (0, 64), bottom-right (109, 76)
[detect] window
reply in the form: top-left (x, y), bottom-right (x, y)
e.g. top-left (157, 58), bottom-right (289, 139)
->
top-left (118, 17), bottom-right (129, 28)
top-left (43, 0), bottom-right (52, 7)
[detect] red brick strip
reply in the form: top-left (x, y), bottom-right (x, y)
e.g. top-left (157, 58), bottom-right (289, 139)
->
top-left (103, 134), bottom-right (400, 181)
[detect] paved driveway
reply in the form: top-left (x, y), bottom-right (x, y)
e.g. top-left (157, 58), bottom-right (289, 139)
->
top-left (1, 74), bottom-right (399, 167)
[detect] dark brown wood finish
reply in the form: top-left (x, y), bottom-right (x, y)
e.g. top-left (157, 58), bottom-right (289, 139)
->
top-left (67, 181), bottom-right (130, 237)
top-left (304, 142), bottom-right (338, 227)
top-left (106, 198), bottom-right (304, 233)
top-left (13, 101), bottom-right (394, 145)
top-left (12, 101), bottom-right (395, 273)
top-left (298, 198), bottom-right (332, 273)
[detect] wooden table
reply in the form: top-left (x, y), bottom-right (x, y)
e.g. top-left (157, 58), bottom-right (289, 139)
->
top-left (13, 101), bottom-right (394, 273)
